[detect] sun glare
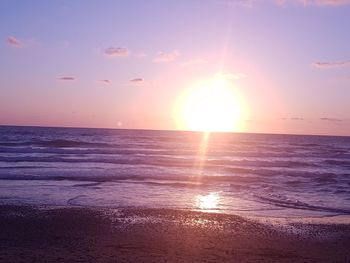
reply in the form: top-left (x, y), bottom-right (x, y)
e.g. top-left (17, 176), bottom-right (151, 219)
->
top-left (196, 192), bottom-right (220, 210)
top-left (175, 74), bottom-right (246, 132)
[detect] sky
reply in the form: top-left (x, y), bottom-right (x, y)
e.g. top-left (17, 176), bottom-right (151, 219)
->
top-left (0, 0), bottom-right (349, 136)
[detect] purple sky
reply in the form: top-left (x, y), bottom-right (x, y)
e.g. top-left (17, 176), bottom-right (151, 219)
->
top-left (1, 0), bottom-right (350, 135)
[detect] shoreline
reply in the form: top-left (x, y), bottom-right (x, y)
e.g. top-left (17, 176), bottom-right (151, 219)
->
top-left (3, 201), bottom-right (350, 224)
top-left (1, 205), bottom-right (349, 262)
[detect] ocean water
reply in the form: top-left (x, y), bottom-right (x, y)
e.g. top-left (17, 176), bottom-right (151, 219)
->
top-left (0, 126), bottom-right (349, 217)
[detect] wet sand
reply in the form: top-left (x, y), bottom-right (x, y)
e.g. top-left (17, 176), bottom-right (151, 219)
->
top-left (0, 205), bottom-right (349, 262)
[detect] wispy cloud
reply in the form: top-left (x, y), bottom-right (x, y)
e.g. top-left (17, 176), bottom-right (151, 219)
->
top-left (99, 79), bottom-right (111, 84)
top-left (181, 58), bottom-right (207, 67)
top-left (320, 117), bottom-right (343, 122)
top-left (232, 0), bottom-right (350, 7)
top-left (312, 60), bottom-right (350, 68)
top-left (280, 117), bottom-right (305, 121)
top-left (58, 76), bottom-right (76, 81)
top-left (130, 78), bottom-right (144, 83)
top-left (228, 0), bottom-right (257, 8)
top-left (153, 50), bottom-right (179, 63)
top-left (298, 0), bottom-right (350, 6)
top-left (104, 47), bottom-right (129, 57)
top-left (5, 36), bottom-right (23, 48)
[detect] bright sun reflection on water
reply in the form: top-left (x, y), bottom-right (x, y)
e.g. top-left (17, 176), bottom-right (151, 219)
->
top-left (196, 192), bottom-right (220, 210)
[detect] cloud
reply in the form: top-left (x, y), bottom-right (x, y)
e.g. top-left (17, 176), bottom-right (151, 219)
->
top-left (276, 0), bottom-right (350, 5)
top-left (312, 60), bottom-right (350, 68)
top-left (58, 76), bottom-right (76, 81)
top-left (231, 0), bottom-right (350, 7)
top-left (5, 36), bottom-right (23, 48)
top-left (298, 0), bottom-right (350, 6)
top-left (228, 0), bottom-right (257, 8)
top-left (280, 117), bottom-right (305, 121)
top-left (153, 50), bottom-right (179, 63)
top-left (99, 79), bottom-right (111, 84)
top-left (181, 58), bottom-right (207, 67)
top-left (320, 117), bottom-right (343, 122)
top-left (104, 47), bottom-right (129, 57)
top-left (130, 78), bottom-right (144, 83)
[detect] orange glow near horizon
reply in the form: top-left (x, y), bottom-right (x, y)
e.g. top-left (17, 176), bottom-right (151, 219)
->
top-left (174, 73), bottom-right (248, 133)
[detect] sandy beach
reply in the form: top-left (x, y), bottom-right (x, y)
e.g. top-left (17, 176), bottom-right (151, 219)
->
top-left (0, 205), bottom-right (349, 263)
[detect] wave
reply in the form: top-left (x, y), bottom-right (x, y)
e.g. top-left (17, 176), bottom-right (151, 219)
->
top-left (323, 159), bottom-right (350, 166)
top-left (0, 139), bottom-right (111, 148)
top-left (0, 154), bottom-right (320, 169)
top-left (328, 153), bottom-right (350, 159)
top-left (289, 143), bottom-right (322, 147)
top-left (0, 155), bottom-right (348, 182)
top-left (255, 194), bottom-right (350, 215)
top-left (67, 195), bottom-right (86, 205)
top-left (0, 166), bottom-right (51, 169)
top-left (0, 169), bottom-right (346, 186)
top-left (0, 146), bottom-right (142, 155)
top-left (40, 139), bottom-right (111, 148)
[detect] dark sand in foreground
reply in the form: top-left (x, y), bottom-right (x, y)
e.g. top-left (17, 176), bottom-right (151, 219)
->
top-left (0, 205), bottom-right (349, 262)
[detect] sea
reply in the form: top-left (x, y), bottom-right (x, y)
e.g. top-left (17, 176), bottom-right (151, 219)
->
top-left (0, 126), bottom-right (349, 218)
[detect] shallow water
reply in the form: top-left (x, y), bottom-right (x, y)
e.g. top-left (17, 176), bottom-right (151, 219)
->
top-left (0, 126), bottom-right (349, 217)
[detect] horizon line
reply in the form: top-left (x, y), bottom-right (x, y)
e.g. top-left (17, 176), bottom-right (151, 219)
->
top-left (0, 124), bottom-right (349, 138)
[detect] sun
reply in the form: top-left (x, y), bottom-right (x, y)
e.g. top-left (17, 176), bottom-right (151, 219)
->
top-left (175, 74), bottom-right (246, 132)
